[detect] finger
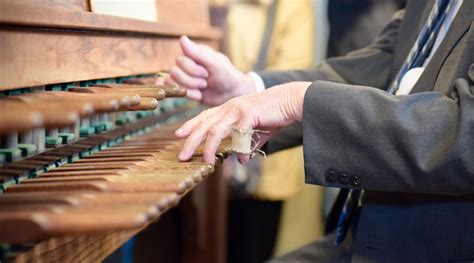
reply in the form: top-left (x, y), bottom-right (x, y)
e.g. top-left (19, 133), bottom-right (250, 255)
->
top-left (175, 111), bottom-right (207, 138)
top-left (236, 115), bottom-right (254, 131)
top-left (178, 133), bottom-right (206, 161)
top-left (178, 121), bottom-right (214, 161)
top-left (178, 106), bottom-right (227, 161)
top-left (237, 132), bottom-right (267, 165)
top-left (164, 78), bottom-right (176, 85)
top-left (176, 55), bottom-right (209, 78)
top-left (203, 129), bottom-right (224, 165)
top-left (237, 154), bottom-right (251, 165)
top-left (176, 106), bottom-right (222, 139)
top-left (234, 116), bottom-right (256, 165)
top-left (236, 127), bottom-right (276, 165)
top-left (170, 66), bottom-right (207, 89)
top-left (155, 76), bottom-right (166, 85)
top-left (203, 116), bottom-right (236, 164)
top-left (185, 88), bottom-right (203, 101)
top-left (180, 35), bottom-right (217, 68)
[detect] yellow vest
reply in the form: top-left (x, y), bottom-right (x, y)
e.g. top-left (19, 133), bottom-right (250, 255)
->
top-left (225, 0), bottom-right (325, 255)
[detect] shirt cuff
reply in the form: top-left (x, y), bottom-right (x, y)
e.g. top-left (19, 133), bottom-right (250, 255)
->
top-left (247, 71), bottom-right (266, 93)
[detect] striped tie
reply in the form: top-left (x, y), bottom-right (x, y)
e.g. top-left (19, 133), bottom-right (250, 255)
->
top-left (334, 0), bottom-right (455, 246)
top-left (387, 0), bottom-right (455, 94)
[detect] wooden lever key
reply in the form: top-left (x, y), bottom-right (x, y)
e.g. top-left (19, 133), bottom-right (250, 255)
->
top-left (94, 83), bottom-right (186, 97)
top-left (70, 87), bottom-right (166, 100)
top-left (0, 100), bottom-right (79, 128)
top-left (0, 111), bottom-right (44, 134)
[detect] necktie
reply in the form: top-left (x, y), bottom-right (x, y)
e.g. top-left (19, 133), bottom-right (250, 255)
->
top-left (334, 0), bottom-right (455, 246)
top-left (387, 0), bottom-right (455, 94)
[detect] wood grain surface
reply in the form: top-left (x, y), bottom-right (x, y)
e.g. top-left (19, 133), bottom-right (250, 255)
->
top-left (0, 31), bottom-right (218, 90)
top-left (0, 1), bottom-right (220, 39)
top-left (7, 230), bottom-right (140, 263)
top-left (0, 0), bottom-right (225, 260)
top-left (95, 83), bottom-right (187, 97)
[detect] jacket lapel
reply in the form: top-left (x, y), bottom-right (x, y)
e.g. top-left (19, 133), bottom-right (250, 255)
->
top-left (390, 0), bottom-right (433, 81)
top-left (410, 0), bottom-right (473, 94)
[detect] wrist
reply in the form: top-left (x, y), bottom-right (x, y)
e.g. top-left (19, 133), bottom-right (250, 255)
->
top-left (290, 82), bottom-right (311, 122)
top-left (232, 71), bottom-right (257, 98)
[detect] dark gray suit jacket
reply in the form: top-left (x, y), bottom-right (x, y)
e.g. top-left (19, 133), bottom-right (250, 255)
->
top-left (259, 0), bottom-right (474, 262)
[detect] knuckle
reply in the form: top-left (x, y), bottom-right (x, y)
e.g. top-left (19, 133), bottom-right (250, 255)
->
top-left (224, 99), bottom-right (248, 121)
top-left (176, 56), bottom-right (185, 66)
top-left (208, 125), bottom-right (219, 136)
top-left (165, 78), bottom-right (175, 85)
top-left (170, 66), bottom-right (180, 77)
top-left (228, 98), bottom-right (246, 111)
top-left (195, 111), bottom-right (207, 121)
top-left (203, 148), bottom-right (215, 159)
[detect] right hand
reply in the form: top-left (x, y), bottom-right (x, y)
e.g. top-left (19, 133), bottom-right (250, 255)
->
top-left (165, 36), bottom-right (257, 106)
top-left (175, 81), bottom-right (311, 164)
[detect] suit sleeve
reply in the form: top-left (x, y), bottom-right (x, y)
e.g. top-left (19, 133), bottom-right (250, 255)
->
top-left (263, 122), bottom-right (303, 154)
top-left (303, 78), bottom-right (474, 195)
top-left (258, 9), bottom-right (405, 90)
top-left (259, 9), bottom-right (404, 154)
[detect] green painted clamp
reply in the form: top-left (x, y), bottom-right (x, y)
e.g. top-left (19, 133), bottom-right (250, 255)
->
top-left (80, 127), bottom-right (96, 137)
top-left (45, 136), bottom-right (63, 148)
top-left (58, 133), bottom-right (75, 144)
top-left (0, 149), bottom-right (22, 162)
top-left (115, 116), bottom-right (130, 126)
top-left (17, 144), bottom-right (37, 157)
top-left (136, 111), bottom-right (153, 119)
top-left (90, 121), bottom-right (114, 134)
top-left (0, 176), bottom-right (16, 193)
top-left (160, 100), bottom-right (175, 112)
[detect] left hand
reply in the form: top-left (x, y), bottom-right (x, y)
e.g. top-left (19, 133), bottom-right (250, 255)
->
top-left (175, 82), bottom-right (311, 164)
top-left (164, 36), bottom-right (256, 106)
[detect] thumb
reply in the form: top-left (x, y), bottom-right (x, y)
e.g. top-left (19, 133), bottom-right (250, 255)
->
top-left (180, 35), bottom-right (216, 68)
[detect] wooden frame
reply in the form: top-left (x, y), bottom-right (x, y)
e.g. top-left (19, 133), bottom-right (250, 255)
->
top-left (0, 0), bottom-right (220, 39)
top-left (0, 29), bottom-right (217, 90)
top-left (0, 0), bottom-right (221, 91)
top-left (0, 0), bottom-right (228, 262)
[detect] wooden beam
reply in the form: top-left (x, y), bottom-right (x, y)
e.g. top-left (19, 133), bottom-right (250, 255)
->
top-left (0, 30), bottom-right (218, 90)
top-left (0, 0), bottom-right (221, 40)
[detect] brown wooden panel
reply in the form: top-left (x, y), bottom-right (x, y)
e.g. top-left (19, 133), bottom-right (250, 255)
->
top-left (0, 30), bottom-right (218, 90)
top-left (0, 0), bottom-right (220, 39)
top-left (37, 0), bottom-right (90, 11)
top-left (156, 0), bottom-right (210, 27)
top-left (180, 165), bottom-right (228, 263)
top-left (9, 230), bottom-right (140, 263)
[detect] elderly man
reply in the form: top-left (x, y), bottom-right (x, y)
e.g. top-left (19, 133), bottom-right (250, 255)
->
top-left (168, 0), bottom-right (474, 261)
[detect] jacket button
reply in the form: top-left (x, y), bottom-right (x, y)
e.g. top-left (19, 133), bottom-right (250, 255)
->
top-left (325, 169), bottom-right (337, 182)
top-left (337, 173), bottom-right (349, 185)
top-left (350, 175), bottom-right (362, 187)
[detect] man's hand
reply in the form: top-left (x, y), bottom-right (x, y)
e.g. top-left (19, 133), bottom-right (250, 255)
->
top-left (175, 82), bottom-right (311, 165)
top-left (166, 36), bottom-right (257, 106)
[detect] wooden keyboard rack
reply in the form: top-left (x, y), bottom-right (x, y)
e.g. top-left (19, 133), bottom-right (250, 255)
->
top-left (0, 1), bottom-right (228, 262)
